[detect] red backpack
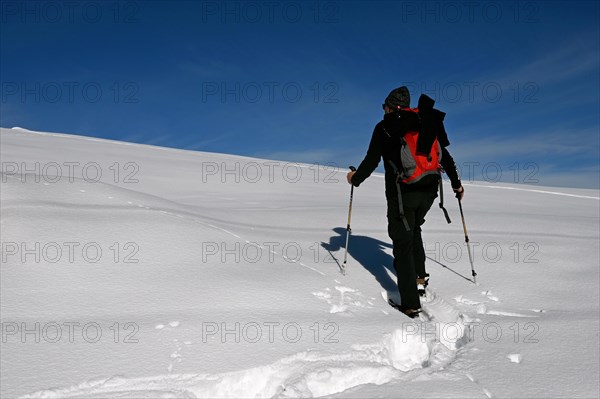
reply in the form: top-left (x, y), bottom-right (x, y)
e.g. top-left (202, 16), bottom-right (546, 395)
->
top-left (398, 108), bottom-right (442, 184)
top-left (388, 108), bottom-right (449, 232)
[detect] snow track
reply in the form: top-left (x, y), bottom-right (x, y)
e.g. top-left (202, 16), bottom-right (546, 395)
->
top-left (23, 296), bottom-right (464, 398)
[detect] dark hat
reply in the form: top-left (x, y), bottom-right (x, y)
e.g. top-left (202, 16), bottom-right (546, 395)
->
top-left (384, 86), bottom-right (410, 110)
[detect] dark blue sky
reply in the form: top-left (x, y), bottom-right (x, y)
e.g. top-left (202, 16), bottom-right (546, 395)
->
top-left (1, 0), bottom-right (599, 188)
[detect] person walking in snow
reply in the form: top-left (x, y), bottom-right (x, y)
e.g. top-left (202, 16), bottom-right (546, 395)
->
top-left (347, 86), bottom-right (464, 317)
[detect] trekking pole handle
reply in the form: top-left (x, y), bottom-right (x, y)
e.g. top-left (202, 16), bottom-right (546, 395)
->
top-left (346, 166), bottom-right (356, 231)
top-left (455, 190), bottom-right (463, 199)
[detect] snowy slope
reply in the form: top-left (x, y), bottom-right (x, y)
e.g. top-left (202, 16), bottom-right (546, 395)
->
top-left (1, 127), bottom-right (598, 398)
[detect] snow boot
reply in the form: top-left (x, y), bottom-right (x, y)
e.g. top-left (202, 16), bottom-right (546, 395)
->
top-left (388, 298), bottom-right (422, 319)
top-left (417, 273), bottom-right (429, 297)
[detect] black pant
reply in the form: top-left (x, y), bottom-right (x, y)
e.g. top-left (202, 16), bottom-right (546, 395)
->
top-left (386, 187), bottom-right (437, 309)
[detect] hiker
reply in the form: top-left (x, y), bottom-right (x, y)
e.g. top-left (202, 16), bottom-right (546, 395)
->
top-left (347, 86), bottom-right (463, 317)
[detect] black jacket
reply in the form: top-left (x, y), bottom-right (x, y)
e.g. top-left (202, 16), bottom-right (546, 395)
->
top-left (351, 95), bottom-right (461, 198)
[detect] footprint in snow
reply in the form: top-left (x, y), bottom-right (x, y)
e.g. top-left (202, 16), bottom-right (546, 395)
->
top-left (481, 290), bottom-right (499, 302)
top-left (484, 310), bottom-right (536, 318)
top-left (472, 303), bottom-right (534, 318)
top-left (312, 291), bottom-right (332, 300)
top-left (155, 321), bottom-right (180, 330)
top-left (168, 339), bottom-right (185, 373)
top-left (507, 354), bottom-right (522, 363)
top-left (454, 295), bottom-right (482, 306)
top-left (466, 369), bottom-right (494, 398)
top-left (312, 286), bottom-right (372, 314)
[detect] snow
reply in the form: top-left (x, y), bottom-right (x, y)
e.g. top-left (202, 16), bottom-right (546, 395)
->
top-left (507, 354), bottom-right (522, 364)
top-left (1, 127), bottom-right (599, 398)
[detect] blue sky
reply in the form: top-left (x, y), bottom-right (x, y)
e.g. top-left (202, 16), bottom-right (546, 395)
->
top-left (1, 0), bottom-right (599, 188)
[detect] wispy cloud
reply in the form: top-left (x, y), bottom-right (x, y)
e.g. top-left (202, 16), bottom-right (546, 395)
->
top-left (447, 127), bottom-right (599, 189)
top-left (505, 35), bottom-right (599, 85)
top-left (186, 134), bottom-right (230, 150)
top-left (452, 127), bottom-right (599, 161)
top-left (446, 30), bottom-right (599, 114)
top-left (530, 163), bottom-right (600, 189)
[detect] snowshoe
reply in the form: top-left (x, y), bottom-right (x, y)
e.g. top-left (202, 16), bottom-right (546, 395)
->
top-left (388, 298), bottom-right (422, 319)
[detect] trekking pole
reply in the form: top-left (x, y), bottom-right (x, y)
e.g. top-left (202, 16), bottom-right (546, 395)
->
top-left (341, 166), bottom-right (356, 275)
top-left (457, 195), bottom-right (477, 284)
